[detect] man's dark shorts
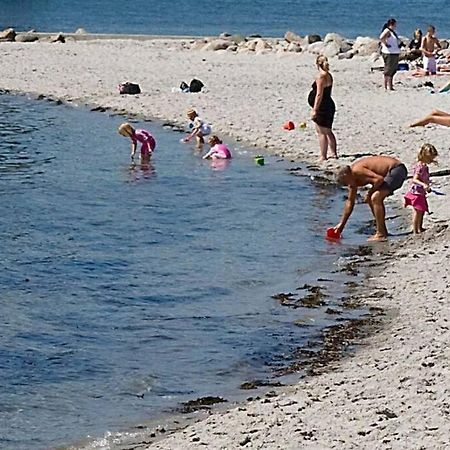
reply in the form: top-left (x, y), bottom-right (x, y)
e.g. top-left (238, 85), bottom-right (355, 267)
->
top-left (381, 163), bottom-right (408, 195)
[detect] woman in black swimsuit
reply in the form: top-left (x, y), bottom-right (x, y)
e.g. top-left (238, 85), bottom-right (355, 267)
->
top-left (308, 55), bottom-right (337, 161)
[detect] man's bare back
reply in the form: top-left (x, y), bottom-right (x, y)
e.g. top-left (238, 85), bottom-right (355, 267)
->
top-left (350, 155), bottom-right (402, 187)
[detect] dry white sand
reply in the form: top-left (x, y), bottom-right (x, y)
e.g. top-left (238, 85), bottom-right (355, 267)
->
top-left (1, 38), bottom-right (450, 449)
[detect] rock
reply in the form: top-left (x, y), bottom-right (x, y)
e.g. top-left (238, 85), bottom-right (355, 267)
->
top-left (255, 38), bottom-right (271, 53)
top-left (227, 45), bottom-right (238, 52)
top-left (245, 39), bottom-right (258, 51)
top-left (0, 28), bottom-right (16, 42)
top-left (439, 39), bottom-right (449, 49)
top-left (219, 32), bottom-right (231, 39)
top-left (307, 34), bottom-right (322, 44)
top-left (75, 28), bottom-right (87, 34)
top-left (16, 33), bottom-right (39, 43)
top-left (353, 36), bottom-right (379, 56)
top-left (191, 38), bottom-right (208, 50)
top-left (324, 33), bottom-right (352, 53)
top-left (202, 39), bottom-right (231, 51)
top-left (248, 34), bottom-right (262, 38)
top-left (338, 50), bottom-right (355, 59)
top-left (287, 42), bottom-right (302, 53)
top-left (230, 34), bottom-right (246, 44)
top-left (284, 31), bottom-right (302, 43)
top-left (307, 41), bottom-right (325, 54)
top-left (50, 33), bottom-right (65, 43)
top-left (323, 41), bottom-right (340, 57)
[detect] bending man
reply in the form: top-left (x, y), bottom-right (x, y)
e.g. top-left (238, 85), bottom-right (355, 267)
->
top-left (334, 156), bottom-right (407, 241)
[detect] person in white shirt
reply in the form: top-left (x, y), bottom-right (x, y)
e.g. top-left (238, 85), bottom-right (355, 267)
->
top-left (379, 18), bottom-right (401, 90)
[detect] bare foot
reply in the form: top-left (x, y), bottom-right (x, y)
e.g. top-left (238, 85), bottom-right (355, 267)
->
top-left (367, 233), bottom-right (388, 242)
top-left (328, 153), bottom-right (338, 159)
top-left (318, 157), bottom-right (327, 163)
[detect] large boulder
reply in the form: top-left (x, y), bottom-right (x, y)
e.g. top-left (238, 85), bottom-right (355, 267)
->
top-left (353, 36), bottom-right (379, 56)
top-left (324, 32), bottom-right (352, 53)
top-left (255, 38), bottom-right (271, 53)
top-left (322, 41), bottom-right (341, 58)
top-left (0, 28), bottom-right (16, 42)
top-left (307, 41), bottom-right (325, 54)
top-left (439, 39), bottom-right (449, 49)
top-left (75, 28), bottom-right (87, 34)
top-left (287, 42), bottom-right (302, 53)
top-left (307, 34), bottom-right (322, 44)
top-left (284, 31), bottom-right (302, 43)
top-left (202, 39), bottom-right (231, 51)
top-left (16, 33), bottom-right (39, 43)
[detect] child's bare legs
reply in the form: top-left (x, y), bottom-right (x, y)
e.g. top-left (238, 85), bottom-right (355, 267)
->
top-left (315, 124), bottom-right (337, 161)
top-left (412, 208), bottom-right (425, 233)
top-left (410, 109), bottom-right (450, 127)
top-left (195, 133), bottom-right (205, 150)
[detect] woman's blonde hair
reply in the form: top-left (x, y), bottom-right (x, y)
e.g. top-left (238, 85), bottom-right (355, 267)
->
top-left (118, 123), bottom-right (134, 137)
top-left (418, 143), bottom-right (438, 164)
top-left (316, 55), bottom-right (330, 72)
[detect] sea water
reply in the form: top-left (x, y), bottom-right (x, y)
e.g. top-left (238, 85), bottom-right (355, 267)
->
top-left (2, 0), bottom-right (449, 38)
top-left (0, 93), bottom-right (372, 449)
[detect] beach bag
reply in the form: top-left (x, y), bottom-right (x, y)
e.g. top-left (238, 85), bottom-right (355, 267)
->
top-left (189, 78), bottom-right (204, 93)
top-left (118, 82), bottom-right (141, 95)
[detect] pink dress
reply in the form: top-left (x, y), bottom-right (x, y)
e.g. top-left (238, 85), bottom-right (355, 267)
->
top-left (205, 143), bottom-right (232, 159)
top-left (132, 129), bottom-right (156, 158)
top-left (404, 162), bottom-right (429, 212)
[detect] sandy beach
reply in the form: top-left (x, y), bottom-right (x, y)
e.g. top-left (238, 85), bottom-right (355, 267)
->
top-left (1, 36), bottom-right (450, 449)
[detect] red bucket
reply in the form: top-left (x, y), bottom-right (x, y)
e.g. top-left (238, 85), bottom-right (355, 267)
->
top-left (326, 227), bottom-right (342, 240)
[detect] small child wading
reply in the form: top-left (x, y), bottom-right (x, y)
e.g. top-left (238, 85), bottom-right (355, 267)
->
top-left (118, 123), bottom-right (156, 164)
top-left (404, 143), bottom-right (438, 234)
top-left (182, 109), bottom-right (211, 149)
top-left (203, 136), bottom-right (232, 160)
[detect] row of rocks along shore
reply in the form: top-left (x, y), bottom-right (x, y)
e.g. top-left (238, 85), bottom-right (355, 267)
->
top-left (2, 27), bottom-right (449, 61)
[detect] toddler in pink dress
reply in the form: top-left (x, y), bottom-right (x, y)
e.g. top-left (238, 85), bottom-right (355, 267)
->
top-left (404, 143), bottom-right (438, 233)
top-left (118, 123), bottom-right (156, 163)
top-left (203, 136), bottom-right (232, 160)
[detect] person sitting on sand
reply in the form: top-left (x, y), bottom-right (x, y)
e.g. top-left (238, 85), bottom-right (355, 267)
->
top-left (118, 123), bottom-right (156, 164)
top-left (421, 25), bottom-right (441, 75)
top-left (406, 28), bottom-right (423, 62)
top-left (333, 155), bottom-right (408, 241)
top-left (410, 109), bottom-right (450, 127)
top-left (182, 109), bottom-right (212, 149)
top-left (404, 143), bottom-right (438, 234)
top-left (203, 136), bottom-right (232, 160)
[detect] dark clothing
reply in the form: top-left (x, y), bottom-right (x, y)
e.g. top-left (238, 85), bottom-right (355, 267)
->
top-left (383, 53), bottom-right (400, 76)
top-left (381, 163), bottom-right (408, 195)
top-left (307, 81), bottom-right (336, 129)
top-left (409, 38), bottom-right (421, 50)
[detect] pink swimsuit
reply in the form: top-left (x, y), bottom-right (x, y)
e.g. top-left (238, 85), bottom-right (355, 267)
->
top-left (205, 143), bottom-right (232, 159)
top-left (132, 129), bottom-right (156, 158)
top-left (404, 162), bottom-right (429, 212)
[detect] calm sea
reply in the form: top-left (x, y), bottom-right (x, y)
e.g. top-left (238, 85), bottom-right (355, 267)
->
top-left (1, 0), bottom-right (449, 38)
top-left (0, 93), bottom-right (373, 449)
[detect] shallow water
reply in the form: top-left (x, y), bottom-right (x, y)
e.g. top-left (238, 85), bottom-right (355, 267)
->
top-left (2, 0), bottom-right (449, 38)
top-left (0, 94), bottom-right (371, 450)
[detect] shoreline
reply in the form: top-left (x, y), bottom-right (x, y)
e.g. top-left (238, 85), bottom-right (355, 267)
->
top-left (1, 36), bottom-right (450, 449)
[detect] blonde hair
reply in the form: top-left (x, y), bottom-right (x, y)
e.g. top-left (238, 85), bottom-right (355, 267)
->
top-left (118, 123), bottom-right (134, 137)
top-left (316, 55), bottom-right (330, 72)
top-left (186, 108), bottom-right (197, 118)
top-left (208, 135), bottom-right (222, 146)
top-left (336, 165), bottom-right (352, 185)
top-left (417, 143), bottom-right (438, 164)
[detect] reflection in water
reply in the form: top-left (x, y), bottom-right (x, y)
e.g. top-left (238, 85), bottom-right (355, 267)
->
top-left (128, 161), bottom-right (156, 182)
top-left (209, 159), bottom-right (231, 171)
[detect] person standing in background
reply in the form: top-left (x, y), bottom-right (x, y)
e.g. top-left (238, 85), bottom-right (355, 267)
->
top-left (379, 18), bottom-right (401, 90)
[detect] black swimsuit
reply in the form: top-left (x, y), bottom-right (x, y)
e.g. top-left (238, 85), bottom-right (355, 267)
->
top-left (308, 81), bottom-right (336, 129)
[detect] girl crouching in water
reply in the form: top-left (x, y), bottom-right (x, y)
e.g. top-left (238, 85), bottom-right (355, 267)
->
top-left (203, 136), bottom-right (232, 160)
top-left (404, 143), bottom-right (438, 234)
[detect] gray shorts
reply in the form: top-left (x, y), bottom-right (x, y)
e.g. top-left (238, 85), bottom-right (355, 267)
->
top-left (381, 163), bottom-right (407, 195)
top-left (383, 53), bottom-right (399, 77)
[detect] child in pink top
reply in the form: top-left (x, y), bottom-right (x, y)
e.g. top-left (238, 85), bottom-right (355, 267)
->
top-left (203, 136), bottom-right (232, 160)
top-left (118, 123), bottom-right (156, 163)
top-left (404, 143), bottom-right (438, 233)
